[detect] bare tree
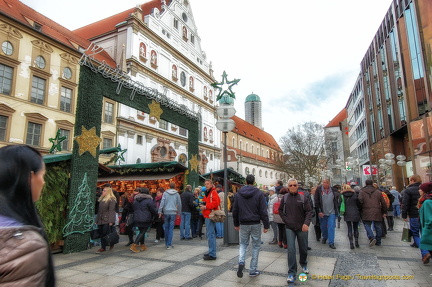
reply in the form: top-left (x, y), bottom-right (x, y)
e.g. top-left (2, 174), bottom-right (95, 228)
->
top-left (279, 122), bottom-right (328, 187)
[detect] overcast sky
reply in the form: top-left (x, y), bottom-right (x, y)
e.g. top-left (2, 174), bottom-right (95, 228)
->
top-left (21, 0), bottom-right (392, 142)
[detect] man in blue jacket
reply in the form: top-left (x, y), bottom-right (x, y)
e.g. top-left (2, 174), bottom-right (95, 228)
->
top-left (233, 174), bottom-right (269, 278)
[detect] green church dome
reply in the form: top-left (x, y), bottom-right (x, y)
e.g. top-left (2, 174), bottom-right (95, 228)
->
top-left (245, 93), bottom-right (260, 102)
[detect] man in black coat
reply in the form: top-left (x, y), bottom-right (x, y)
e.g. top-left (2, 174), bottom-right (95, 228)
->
top-left (402, 174), bottom-right (428, 261)
top-left (180, 185), bottom-right (195, 240)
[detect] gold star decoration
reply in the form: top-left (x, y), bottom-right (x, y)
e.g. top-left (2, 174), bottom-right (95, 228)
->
top-left (189, 154), bottom-right (199, 172)
top-left (74, 126), bottom-right (102, 157)
top-left (148, 100), bottom-right (163, 121)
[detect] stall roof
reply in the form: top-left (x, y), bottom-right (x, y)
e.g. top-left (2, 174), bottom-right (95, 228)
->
top-left (201, 168), bottom-right (245, 184)
top-left (107, 161), bottom-right (187, 171)
top-left (97, 172), bottom-right (183, 182)
top-left (43, 147), bottom-right (121, 164)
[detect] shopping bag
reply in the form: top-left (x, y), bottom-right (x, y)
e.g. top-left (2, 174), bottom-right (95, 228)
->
top-left (103, 226), bottom-right (119, 246)
top-left (401, 222), bottom-right (412, 242)
top-left (340, 196), bottom-right (345, 216)
top-left (175, 214), bottom-right (181, 226)
top-left (119, 222), bottom-right (127, 235)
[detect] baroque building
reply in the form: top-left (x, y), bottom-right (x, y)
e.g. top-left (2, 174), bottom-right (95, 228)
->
top-left (73, 0), bottom-right (220, 173)
top-left (0, 0), bottom-right (115, 153)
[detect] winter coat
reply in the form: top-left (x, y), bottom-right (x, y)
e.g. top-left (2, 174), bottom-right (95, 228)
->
top-left (314, 185), bottom-right (341, 216)
top-left (232, 185), bottom-right (269, 229)
top-left (96, 198), bottom-right (116, 225)
top-left (390, 189), bottom-right (401, 205)
top-left (154, 194), bottom-right (164, 222)
top-left (267, 193), bottom-right (278, 222)
top-left (181, 190), bottom-right (196, 213)
top-left (202, 187), bottom-right (221, 219)
top-left (358, 185), bottom-right (387, 221)
top-left (341, 191), bottom-right (361, 222)
top-left (158, 189), bottom-right (181, 215)
top-left (420, 199), bottom-right (432, 251)
top-left (402, 182), bottom-right (421, 219)
top-left (133, 193), bottom-right (158, 228)
top-left (0, 225), bottom-right (49, 286)
top-left (279, 192), bottom-right (312, 231)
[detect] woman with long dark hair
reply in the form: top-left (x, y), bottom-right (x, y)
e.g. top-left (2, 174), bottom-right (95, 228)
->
top-left (0, 144), bottom-right (55, 286)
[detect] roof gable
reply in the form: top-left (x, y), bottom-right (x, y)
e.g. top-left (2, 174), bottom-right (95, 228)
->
top-left (325, 108), bottom-right (347, 128)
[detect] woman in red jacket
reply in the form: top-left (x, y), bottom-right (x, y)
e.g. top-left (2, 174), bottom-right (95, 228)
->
top-left (200, 179), bottom-right (220, 260)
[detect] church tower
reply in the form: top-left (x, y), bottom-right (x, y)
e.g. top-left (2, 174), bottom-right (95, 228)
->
top-left (245, 93), bottom-right (262, 130)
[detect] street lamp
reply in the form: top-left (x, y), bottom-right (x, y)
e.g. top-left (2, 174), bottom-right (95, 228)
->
top-left (396, 154), bottom-right (407, 187)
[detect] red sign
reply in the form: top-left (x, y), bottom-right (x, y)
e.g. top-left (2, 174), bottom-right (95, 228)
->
top-left (363, 165), bottom-right (377, 175)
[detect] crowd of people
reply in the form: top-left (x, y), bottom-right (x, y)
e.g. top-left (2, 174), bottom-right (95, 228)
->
top-left (2, 144), bottom-right (431, 286)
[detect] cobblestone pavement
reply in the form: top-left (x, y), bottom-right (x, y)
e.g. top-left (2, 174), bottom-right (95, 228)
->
top-left (54, 217), bottom-right (432, 286)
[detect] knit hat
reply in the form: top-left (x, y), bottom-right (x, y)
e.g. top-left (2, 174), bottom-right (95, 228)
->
top-left (419, 182), bottom-right (432, 194)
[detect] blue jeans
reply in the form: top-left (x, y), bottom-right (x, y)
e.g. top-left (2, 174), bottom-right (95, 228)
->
top-left (180, 212), bottom-right (191, 239)
top-left (410, 217), bottom-right (429, 257)
top-left (163, 214), bottom-right (176, 247)
top-left (216, 222), bottom-right (224, 237)
top-left (205, 218), bottom-right (217, 257)
top-left (320, 213), bottom-right (336, 245)
top-left (286, 228), bottom-right (308, 277)
top-left (238, 224), bottom-right (262, 273)
top-left (393, 204), bottom-right (401, 217)
top-left (363, 220), bottom-right (382, 244)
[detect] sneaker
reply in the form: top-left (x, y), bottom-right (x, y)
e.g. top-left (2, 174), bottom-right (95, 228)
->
top-left (369, 238), bottom-right (376, 247)
top-left (237, 263), bottom-right (244, 278)
top-left (95, 248), bottom-right (106, 254)
top-left (203, 254), bottom-right (217, 260)
top-left (302, 266), bottom-right (309, 274)
top-left (166, 246), bottom-right (173, 250)
top-left (154, 239), bottom-right (159, 243)
top-left (269, 240), bottom-right (278, 245)
top-left (249, 271), bottom-right (260, 277)
top-left (287, 275), bottom-right (295, 283)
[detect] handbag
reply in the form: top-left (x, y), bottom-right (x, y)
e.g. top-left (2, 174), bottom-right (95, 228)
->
top-left (90, 228), bottom-right (100, 240)
top-left (209, 209), bottom-right (226, 222)
top-left (126, 214), bottom-right (134, 226)
top-left (103, 226), bottom-right (119, 246)
top-left (401, 222), bottom-right (412, 242)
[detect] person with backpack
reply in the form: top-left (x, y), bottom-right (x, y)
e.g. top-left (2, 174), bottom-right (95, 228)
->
top-left (267, 188), bottom-right (279, 244)
top-left (279, 178), bottom-right (313, 284)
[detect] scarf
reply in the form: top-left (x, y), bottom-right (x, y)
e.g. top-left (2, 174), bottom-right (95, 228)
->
top-left (418, 193), bottom-right (432, 209)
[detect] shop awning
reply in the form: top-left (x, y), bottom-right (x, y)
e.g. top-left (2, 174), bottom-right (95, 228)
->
top-left (201, 168), bottom-right (245, 184)
top-left (43, 147), bottom-right (121, 164)
top-left (97, 172), bottom-right (183, 182)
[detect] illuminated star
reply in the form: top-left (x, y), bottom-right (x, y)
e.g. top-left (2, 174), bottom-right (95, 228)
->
top-left (211, 71), bottom-right (240, 103)
top-left (148, 100), bottom-right (163, 121)
top-left (49, 129), bottom-right (67, 154)
top-left (74, 126), bottom-right (102, 157)
top-left (189, 154), bottom-right (199, 172)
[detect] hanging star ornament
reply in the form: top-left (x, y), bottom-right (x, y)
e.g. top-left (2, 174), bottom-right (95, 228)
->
top-left (74, 126), bottom-right (102, 157)
top-left (49, 129), bottom-right (67, 154)
top-left (115, 144), bottom-right (127, 163)
top-left (148, 100), bottom-right (163, 121)
top-left (211, 71), bottom-right (240, 103)
top-left (189, 154), bottom-right (199, 172)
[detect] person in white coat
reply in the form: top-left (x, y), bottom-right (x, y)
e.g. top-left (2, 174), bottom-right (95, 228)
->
top-left (267, 188), bottom-right (279, 244)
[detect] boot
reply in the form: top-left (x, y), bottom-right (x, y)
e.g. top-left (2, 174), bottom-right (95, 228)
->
top-left (354, 231), bottom-right (360, 248)
top-left (348, 233), bottom-right (354, 249)
top-left (278, 241), bottom-right (283, 248)
top-left (130, 243), bottom-right (140, 253)
top-left (140, 244), bottom-right (147, 251)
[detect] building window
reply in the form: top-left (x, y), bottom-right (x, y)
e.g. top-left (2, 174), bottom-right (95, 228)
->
top-left (31, 76), bottom-right (46, 105)
top-left (59, 128), bottom-right (70, 151)
top-left (60, 86), bottom-right (72, 112)
top-left (191, 34), bottom-right (195, 44)
top-left (104, 101), bottom-right (114, 124)
top-left (159, 119), bottom-right (168, 130)
top-left (245, 167), bottom-right (250, 174)
top-left (0, 64), bottom-right (13, 96)
top-left (179, 127), bottom-right (188, 137)
top-left (34, 55), bottom-right (46, 69)
top-left (26, 122), bottom-right (42, 146)
top-left (63, 67), bottom-right (72, 80)
top-left (0, 115), bottom-right (7, 141)
top-left (1, 41), bottom-right (13, 56)
top-left (103, 138), bottom-right (113, 149)
top-left (265, 171), bottom-right (268, 178)
top-left (174, 18), bottom-right (178, 29)
top-left (137, 134), bottom-right (143, 145)
top-left (259, 169), bottom-right (262, 177)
